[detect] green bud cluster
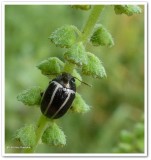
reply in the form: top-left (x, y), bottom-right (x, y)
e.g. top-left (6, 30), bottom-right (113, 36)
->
top-left (49, 24), bottom-right (107, 78)
top-left (49, 25), bottom-right (80, 48)
top-left (15, 124), bottom-right (36, 148)
top-left (114, 5), bottom-right (142, 16)
top-left (82, 52), bottom-right (106, 78)
top-left (64, 42), bottom-right (88, 66)
top-left (71, 93), bottom-right (90, 113)
top-left (42, 122), bottom-right (66, 147)
top-left (17, 86), bottom-right (42, 106)
top-left (37, 57), bottom-right (64, 75)
top-left (90, 24), bottom-right (114, 47)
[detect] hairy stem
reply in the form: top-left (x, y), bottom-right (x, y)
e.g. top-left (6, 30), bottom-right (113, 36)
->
top-left (81, 5), bottom-right (104, 44)
top-left (24, 115), bottom-right (49, 153)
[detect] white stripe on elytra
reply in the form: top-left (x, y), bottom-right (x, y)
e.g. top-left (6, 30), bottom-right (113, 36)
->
top-left (44, 81), bottom-right (62, 115)
top-left (52, 90), bottom-right (74, 118)
top-left (44, 81), bottom-right (75, 116)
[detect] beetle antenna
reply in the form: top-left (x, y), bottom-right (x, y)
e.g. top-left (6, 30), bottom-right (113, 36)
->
top-left (73, 77), bottom-right (92, 87)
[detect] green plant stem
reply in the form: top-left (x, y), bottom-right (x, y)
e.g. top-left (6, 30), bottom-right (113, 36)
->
top-left (23, 6), bottom-right (105, 153)
top-left (64, 5), bottom-right (104, 74)
top-left (81, 5), bottom-right (104, 44)
top-left (24, 115), bottom-right (49, 153)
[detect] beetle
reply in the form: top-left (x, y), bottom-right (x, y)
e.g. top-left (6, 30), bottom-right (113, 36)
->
top-left (40, 72), bottom-right (76, 119)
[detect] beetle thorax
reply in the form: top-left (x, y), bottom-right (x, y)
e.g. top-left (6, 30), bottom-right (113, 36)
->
top-left (60, 80), bottom-right (70, 88)
top-left (60, 73), bottom-right (72, 88)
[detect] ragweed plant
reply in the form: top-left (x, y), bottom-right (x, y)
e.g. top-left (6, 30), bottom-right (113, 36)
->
top-left (15, 5), bottom-right (141, 153)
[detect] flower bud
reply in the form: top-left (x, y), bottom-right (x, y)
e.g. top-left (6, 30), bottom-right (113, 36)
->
top-left (71, 93), bottom-right (90, 113)
top-left (114, 5), bottom-right (142, 16)
top-left (37, 57), bottom-right (64, 75)
top-left (42, 123), bottom-right (66, 147)
top-left (49, 25), bottom-right (80, 48)
top-left (15, 124), bottom-right (36, 147)
top-left (64, 42), bottom-right (88, 66)
top-left (90, 24), bottom-right (114, 47)
top-left (17, 86), bottom-right (42, 106)
top-left (82, 52), bottom-right (107, 78)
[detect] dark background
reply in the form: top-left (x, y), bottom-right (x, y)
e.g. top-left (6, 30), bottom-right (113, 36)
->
top-left (5, 5), bottom-right (144, 153)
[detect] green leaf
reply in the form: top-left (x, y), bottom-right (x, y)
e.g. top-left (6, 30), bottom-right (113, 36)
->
top-left (42, 123), bottom-right (66, 147)
top-left (90, 24), bottom-right (114, 47)
top-left (82, 52), bottom-right (107, 78)
top-left (64, 42), bottom-right (88, 66)
top-left (71, 92), bottom-right (90, 113)
top-left (17, 86), bottom-right (42, 106)
top-left (114, 5), bottom-right (142, 16)
top-left (49, 25), bottom-right (80, 48)
top-left (15, 124), bottom-right (36, 147)
top-left (37, 57), bottom-right (64, 75)
top-left (71, 5), bottom-right (91, 10)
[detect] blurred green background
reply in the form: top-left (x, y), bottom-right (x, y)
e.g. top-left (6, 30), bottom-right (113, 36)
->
top-left (5, 5), bottom-right (144, 153)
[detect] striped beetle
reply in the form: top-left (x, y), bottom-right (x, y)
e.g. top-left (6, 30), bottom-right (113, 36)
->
top-left (40, 73), bottom-right (76, 119)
